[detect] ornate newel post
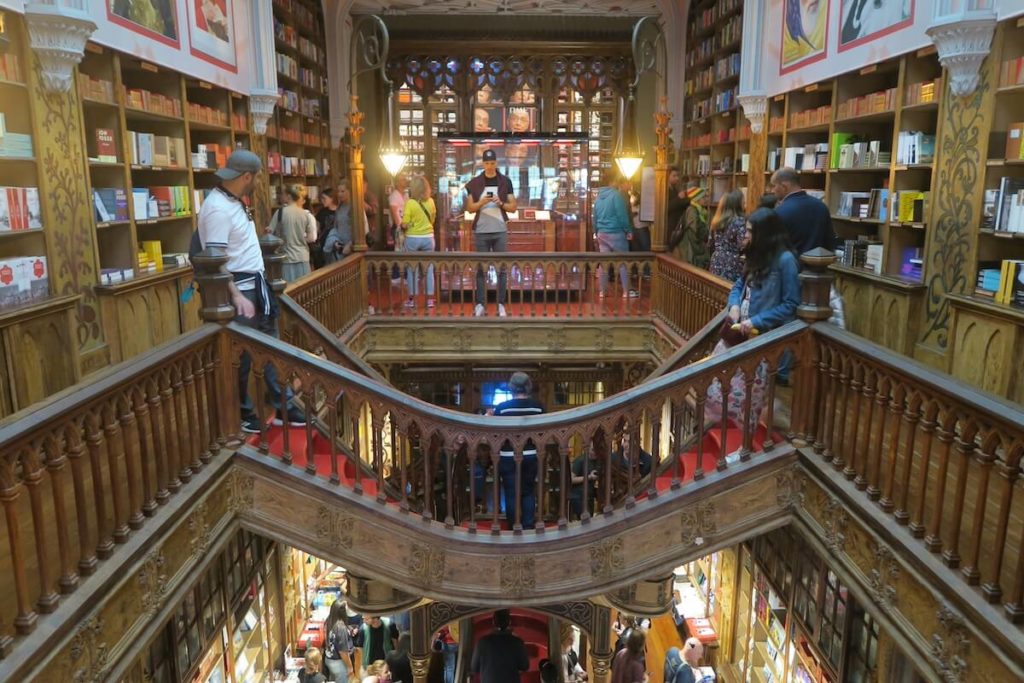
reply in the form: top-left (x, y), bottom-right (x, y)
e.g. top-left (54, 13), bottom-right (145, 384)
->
top-left (589, 650), bottom-right (614, 683)
top-left (791, 248), bottom-right (836, 446)
top-left (192, 247), bottom-right (235, 323)
top-left (797, 248), bottom-right (836, 323)
top-left (651, 96), bottom-right (672, 252)
top-left (259, 233), bottom-right (285, 295)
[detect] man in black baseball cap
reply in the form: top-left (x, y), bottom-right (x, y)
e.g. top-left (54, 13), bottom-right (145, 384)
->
top-left (198, 149), bottom-right (306, 433)
top-left (464, 147), bottom-right (516, 317)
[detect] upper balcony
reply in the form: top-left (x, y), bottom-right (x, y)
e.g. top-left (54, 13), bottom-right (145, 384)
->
top-left (1, 248), bottom-right (1023, 681)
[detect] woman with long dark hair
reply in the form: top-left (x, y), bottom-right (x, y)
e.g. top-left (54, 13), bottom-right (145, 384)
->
top-left (324, 601), bottom-right (354, 681)
top-left (708, 190), bottom-right (746, 282)
top-left (706, 208), bottom-right (801, 428)
top-left (611, 629), bottom-right (648, 683)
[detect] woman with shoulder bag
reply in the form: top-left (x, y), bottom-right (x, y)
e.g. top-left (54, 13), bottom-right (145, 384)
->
top-left (401, 175), bottom-right (438, 310)
top-left (324, 601), bottom-right (355, 681)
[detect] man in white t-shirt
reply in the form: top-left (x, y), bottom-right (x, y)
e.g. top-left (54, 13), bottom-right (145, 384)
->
top-left (197, 150), bottom-right (305, 433)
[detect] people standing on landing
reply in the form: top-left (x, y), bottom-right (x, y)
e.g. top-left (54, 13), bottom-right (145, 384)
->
top-left (330, 180), bottom-right (355, 260)
top-left (464, 149), bottom-right (516, 317)
top-left (270, 184), bottom-right (317, 282)
top-left (493, 372), bottom-right (545, 530)
top-left (196, 150), bottom-right (305, 434)
top-left (470, 610), bottom-right (529, 683)
top-left (401, 175), bottom-right (437, 309)
top-left (593, 173), bottom-right (637, 298)
top-left (708, 190), bottom-right (747, 282)
top-left (771, 167), bottom-right (836, 254)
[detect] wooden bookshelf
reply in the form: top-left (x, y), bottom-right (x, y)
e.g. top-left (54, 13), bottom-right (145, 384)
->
top-left (270, 0), bottom-right (334, 208)
top-left (681, 0), bottom-right (745, 203)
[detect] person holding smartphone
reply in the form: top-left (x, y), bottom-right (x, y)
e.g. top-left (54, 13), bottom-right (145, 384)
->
top-left (464, 148), bottom-right (516, 317)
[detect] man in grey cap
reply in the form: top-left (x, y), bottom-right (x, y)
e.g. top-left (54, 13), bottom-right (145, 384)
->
top-left (197, 149), bottom-right (305, 433)
top-left (464, 148), bottom-right (516, 317)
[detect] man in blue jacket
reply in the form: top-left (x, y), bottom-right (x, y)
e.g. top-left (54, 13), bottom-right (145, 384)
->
top-left (770, 167), bottom-right (837, 256)
top-left (593, 173), bottom-right (637, 298)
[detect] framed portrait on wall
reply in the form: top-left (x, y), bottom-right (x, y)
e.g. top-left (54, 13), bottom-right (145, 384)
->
top-left (839, 0), bottom-right (914, 52)
top-left (780, 0), bottom-right (830, 75)
top-left (108, 0), bottom-right (180, 47)
top-left (188, 0), bottom-right (237, 71)
top-left (507, 107), bottom-right (536, 134)
top-left (474, 107), bottom-right (503, 133)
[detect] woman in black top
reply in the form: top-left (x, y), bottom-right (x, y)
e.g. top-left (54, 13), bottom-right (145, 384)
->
top-left (385, 632), bottom-right (414, 683)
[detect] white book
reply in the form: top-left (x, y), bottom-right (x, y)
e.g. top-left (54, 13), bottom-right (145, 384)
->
top-left (0, 189), bottom-right (9, 232)
top-left (25, 188), bottom-right (41, 230)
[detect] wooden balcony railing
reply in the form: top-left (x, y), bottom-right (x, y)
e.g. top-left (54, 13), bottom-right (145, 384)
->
top-left (809, 323), bottom-right (1024, 621)
top-left (281, 253), bottom-right (731, 334)
top-left (0, 326), bottom-right (228, 652)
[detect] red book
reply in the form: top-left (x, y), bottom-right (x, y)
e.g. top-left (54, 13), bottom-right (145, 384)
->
top-left (95, 128), bottom-right (117, 163)
top-left (7, 188), bottom-right (25, 230)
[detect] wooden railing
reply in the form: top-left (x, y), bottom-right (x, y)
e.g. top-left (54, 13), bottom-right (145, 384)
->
top-left (283, 255), bottom-right (365, 337)
top-left (808, 324), bottom-right (1024, 621)
top-left (652, 255), bottom-right (732, 338)
top-left (0, 326), bottom-right (227, 650)
top-left (231, 320), bottom-right (805, 532)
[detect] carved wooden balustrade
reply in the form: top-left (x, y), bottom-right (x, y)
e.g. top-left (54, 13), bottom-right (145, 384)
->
top-left (809, 324), bottom-right (1024, 622)
top-left (230, 320), bottom-right (805, 533)
top-left (0, 326), bottom-right (226, 654)
top-left (280, 253), bottom-right (731, 335)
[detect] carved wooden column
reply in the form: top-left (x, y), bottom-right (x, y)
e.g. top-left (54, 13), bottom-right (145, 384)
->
top-left (589, 603), bottom-right (613, 683)
top-left (651, 97), bottom-right (672, 252)
top-left (409, 604), bottom-right (430, 683)
top-left (348, 96), bottom-right (370, 252)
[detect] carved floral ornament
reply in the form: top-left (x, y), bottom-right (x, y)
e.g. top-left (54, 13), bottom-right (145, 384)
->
top-left (23, 1), bottom-right (97, 93)
top-left (926, 8), bottom-right (997, 97)
top-left (738, 93), bottom-right (767, 134)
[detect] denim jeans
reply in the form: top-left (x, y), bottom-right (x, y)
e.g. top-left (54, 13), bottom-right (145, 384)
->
top-left (442, 642), bottom-right (458, 683)
top-left (474, 231), bottom-right (508, 305)
top-left (404, 235), bottom-right (435, 296)
top-left (233, 286), bottom-right (290, 421)
top-left (498, 453), bottom-right (538, 528)
top-left (597, 232), bottom-right (630, 294)
top-left (324, 657), bottom-right (348, 682)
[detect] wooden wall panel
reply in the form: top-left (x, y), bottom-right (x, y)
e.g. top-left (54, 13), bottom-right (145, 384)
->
top-left (947, 295), bottom-right (1024, 404)
top-left (97, 273), bottom-right (194, 365)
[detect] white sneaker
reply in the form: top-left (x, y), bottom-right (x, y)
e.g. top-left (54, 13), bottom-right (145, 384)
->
top-left (498, 304), bottom-right (507, 317)
top-left (474, 303), bottom-right (486, 317)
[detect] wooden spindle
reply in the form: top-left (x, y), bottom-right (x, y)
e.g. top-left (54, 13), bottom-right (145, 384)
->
top-left (280, 375), bottom-right (293, 466)
top-left (193, 355), bottom-right (213, 463)
top-left (117, 394), bottom-right (145, 530)
top-left (329, 397), bottom-right (341, 485)
top-left (879, 386), bottom-right (906, 513)
top-left (535, 443), bottom-right (546, 532)
top-left (739, 369), bottom-right (755, 461)
top-left (84, 413), bottom-right (114, 558)
top-left (374, 415), bottom-right (386, 504)
top-left (23, 446), bottom-right (59, 612)
top-left (102, 402), bottom-right (130, 544)
top-left (910, 403), bottom-right (938, 537)
top-left (558, 441), bottom-right (569, 530)
top-left (854, 370), bottom-right (876, 490)
top-left (445, 440), bottom-right (455, 529)
top-left (895, 397), bottom-right (921, 525)
top-left (159, 371), bottom-right (182, 492)
top-left (693, 392), bottom-right (706, 481)
top-left (399, 428), bottom-right (409, 513)
top-left (491, 446), bottom-right (502, 534)
top-left (961, 446), bottom-right (995, 585)
top-left (64, 425), bottom-right (96, 575)
top-left (170, 365), bottom-right (193, 483)
top-left (0, 468), bottom-right (36, 634)
top-left (648, 415), bottom-right (662, 499)
top-left (942, 427), bottom-right (978, 569)
top-left (305, 393), bottom-right (316, 476)
top-left (182, 358), bottom-right (204, 471)
top-left (832, 357), bottom-right (852, 472)
top-left (867, 377), bottom-right (890, 500)
top-left (351, 415), bottom-right (363, 495)
top-left (844, 364), bottom-right (865, 480)
top-left (982, 459), bottom-right (1017, 603)
top-left (513, 448), bottom-right (524, 533)
top-left (924, 413), bottom-right (956, 553)
top-left (420, 430), bottom-right (433, 521)
top-left (43, 437), bottom-right (78, 593)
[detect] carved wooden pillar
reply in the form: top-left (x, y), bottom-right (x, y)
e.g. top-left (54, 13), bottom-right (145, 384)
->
top-left (348, 96), bottom-right (370, 252)
top-left (651, 97), bottom-right (672, 252)
top-left (797, 248), bottom-right (835, 323)
top-left (589, 603), bottom-right (613, 683)
top-left (409, 604), bottom-right (430, 683)
top-left (746, 125), bottom-right (768, 213)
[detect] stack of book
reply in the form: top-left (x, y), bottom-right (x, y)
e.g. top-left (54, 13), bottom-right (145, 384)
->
top-left (188, 103), bottom-right (228, 127)
top-left (836, 192), bottom-right (871, 218)
top-left (128, 132), bottom-right (187, 168)
top-left (0, 114), bottom-right (34, 159)
top-left (836, 87), bottom-right (896, 120)
top-left (1000, 57), bottom-right (1024, 88)
top-left (138, 241), bottom-right (163, 273)
top-left (0, 256), bottom-right (48, 308)
top-left (0, 53), bottom-right (22, 82)
top-left (836, 238), bottom-right (883, 273)
top-left (976, 260), bottom-right (1024, 307)
top-left (123, 87), bottom-right (182, 117)
top-left (99, 268), bottom-right (136, 285)
top-left (192, 143), bottom-right (230, 170)
top-left (78, 75), bottom-right (115, 103)
top-left (132, 186), bottom-right (190, 220)
top-left (789, 105), bottom-right (831, 130)
top-left (0, 186), bottom-right (43, 231)
top-left (905, 77), bottom-right (942, 105)
top-left (830, 134), bottom-right (890, 169)
top-left (278, 88), bottom-right (300, 112)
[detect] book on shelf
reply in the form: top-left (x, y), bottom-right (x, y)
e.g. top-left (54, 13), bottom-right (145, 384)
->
top-left (163, 253), bottom-right (189, 268)
top-left (140, 241), bottom-right (164, 273)
top-left (836, 192), bottom-right (871, 218)
top-left (95, 129), bottom-right (117, 163)
top-left (993, 177), bottom-right (1024, 233)
top-left (0, 120), bottom-right (33, 159)
top-left (0, 187), bottom-right (42, 231)
top-left (1006, 122), bottom-right (1024, 160)
top-left (865, 243), bottom-right (884, 274)
top-left (93, 188), bottom-right (129, 223)
top-left (1001, 57), bottom-right (1024, 88)
top-left (892, 191), bottom-right (928, 223)
top-left (977, 262), bottom-right (1002, 296)
top-left (867, 188), bottom-right (889, 222)
top-left (830, 133), bottom-right (854, 168)
top-left (900, 247), bottom-right (923, 281)
top-left (100, 268), bottom-right (136, 285)
top-left (984, 189), bottom-right (1000, 230)
top-left (896, 131), bottom-right (936, 165)
top-left (0, 256), bottom-right (48, 308)
top-left (997, 260), bottom-right (1024, 307)
top-left (0, 53), bottom-right (23, 83)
